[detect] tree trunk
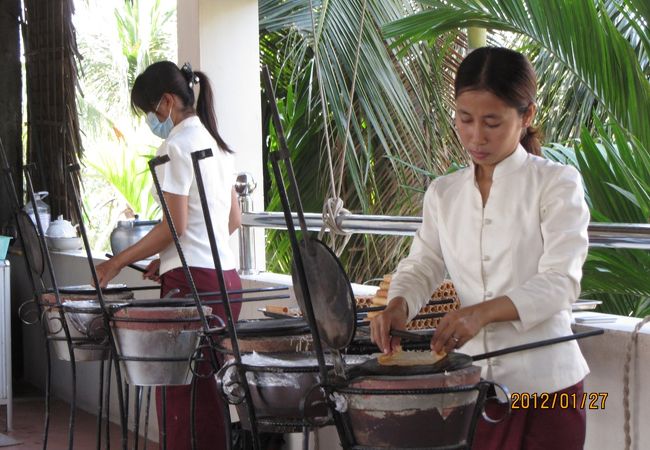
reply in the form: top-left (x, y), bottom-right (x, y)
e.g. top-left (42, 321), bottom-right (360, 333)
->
top-left (22, 0), bottom-right (82, 222)
top-left (0, 0), bottom-right (23, 229)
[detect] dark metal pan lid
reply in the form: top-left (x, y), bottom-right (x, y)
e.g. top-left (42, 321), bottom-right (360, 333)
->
top-left (16, 211), bottom-right (45, 277)
top-left (292, 238), bottom-right (357, 351)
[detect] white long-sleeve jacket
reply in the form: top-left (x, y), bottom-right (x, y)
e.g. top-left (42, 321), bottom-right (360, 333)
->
top-left (388, 145), bottom-right (590, 394)
top-left (152, 116), bottom-right (236, 275)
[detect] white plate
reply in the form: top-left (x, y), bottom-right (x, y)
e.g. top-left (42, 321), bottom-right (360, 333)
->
top-left (572, 299), bottom-right (602, 312)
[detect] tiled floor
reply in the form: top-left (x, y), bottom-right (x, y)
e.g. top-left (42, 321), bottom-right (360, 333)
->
top-left (0, 390), bottom-right (156, 449)
top-left (0, 384), bottom-right (290, 450)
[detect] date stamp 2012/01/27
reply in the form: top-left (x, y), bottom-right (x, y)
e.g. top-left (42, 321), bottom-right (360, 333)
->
top-left (510, 392), bottom-right (608, 410)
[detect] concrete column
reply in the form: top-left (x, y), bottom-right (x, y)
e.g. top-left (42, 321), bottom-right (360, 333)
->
top-left (177, 0), bottom-right (265, 271)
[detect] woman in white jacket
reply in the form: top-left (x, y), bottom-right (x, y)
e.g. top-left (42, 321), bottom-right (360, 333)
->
top-left (370, 47), bottom-right (590, 450)
top-left (95, 61), bottom-right (241, 450)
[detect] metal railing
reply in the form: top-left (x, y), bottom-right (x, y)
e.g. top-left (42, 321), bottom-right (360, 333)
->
top-left (241, 211), bottom-right (650, 248)
top-left (238, 211), bottom-right (650, 274)
top-left (586, 223), bottom-right (650, 249)
top-left (235, 178), bottom-right (650, 273)
top-left (241, 212), bottom-right (421, 236)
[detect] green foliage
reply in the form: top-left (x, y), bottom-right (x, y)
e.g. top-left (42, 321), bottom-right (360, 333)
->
top-left (264, 64), bottom-right (325, 274)
top-left (544, 120), bottom-right (650, 317)
top-left (84, 145), bottom-right (159, 220)
top-left (116, 0), bottom-right (175, 90)
top-left (74, 0), bottom-right (175, 250)
top-left (77, 0), bottom-right (176, 125)
top-left (259, 0), bottom-right (467, 282)
top-left (522, 1), bottom-right (649, 142)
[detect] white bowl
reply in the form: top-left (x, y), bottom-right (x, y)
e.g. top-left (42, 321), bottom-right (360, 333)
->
top-left (46, 236), bottom-right (83, 251)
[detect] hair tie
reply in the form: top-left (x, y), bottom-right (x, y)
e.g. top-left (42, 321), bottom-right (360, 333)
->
top-left (180, 62), bottom-right (200, 88)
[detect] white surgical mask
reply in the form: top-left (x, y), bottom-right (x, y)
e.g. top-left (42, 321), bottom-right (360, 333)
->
top-left (145, 97), bottom-right (174, 139)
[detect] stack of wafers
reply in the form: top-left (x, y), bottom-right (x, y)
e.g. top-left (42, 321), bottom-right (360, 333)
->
top-left (354, 295), bottom-right (375, 309)
top-left (355, 275), bottom-right (460, 331)
top-left (370, 274), bottom-right (393, 306)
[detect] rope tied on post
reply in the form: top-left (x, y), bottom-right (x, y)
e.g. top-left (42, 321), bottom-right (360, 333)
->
top-left (623, 315), bottom-right (650, 450)
top-left (318, 197), bottom-right (351, 257)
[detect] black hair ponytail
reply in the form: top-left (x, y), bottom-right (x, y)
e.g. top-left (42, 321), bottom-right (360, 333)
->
top-left (194, 71), bottom-right (233, 154)
top-left (131, 61), bottom-right (233, 154)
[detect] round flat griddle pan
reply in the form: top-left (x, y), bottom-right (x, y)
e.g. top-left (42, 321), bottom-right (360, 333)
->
top-left (346, 352), bottom-right (471, 378)
top-left (231, 317), bottom-right (310, 337)
top-left (348, 329), bottom-right (605, 377)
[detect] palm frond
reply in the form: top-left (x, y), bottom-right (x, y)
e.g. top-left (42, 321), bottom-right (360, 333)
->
top-left (85, 144), bottom-right (159, 220)
top-left (384, 0), bottom-right (650, 150)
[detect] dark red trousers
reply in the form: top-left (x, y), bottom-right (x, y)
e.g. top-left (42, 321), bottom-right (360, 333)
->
top-left (472, 381), bottom-right (586, 450)
top-left (157, 267), bottom-right (242, 450)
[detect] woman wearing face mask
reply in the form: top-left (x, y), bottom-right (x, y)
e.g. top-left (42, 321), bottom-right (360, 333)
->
top-left (94, 61), bottom-right (241, 450)
top-left (370, 47), bottom-right (590, 450)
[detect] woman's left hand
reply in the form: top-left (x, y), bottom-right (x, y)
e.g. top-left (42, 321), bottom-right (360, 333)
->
top-left (432, 296), bottom-right (519, 354)
top-left (431, 305), bottom-right (485, 354)
top-left (143, 258), bottom-right (161, 283)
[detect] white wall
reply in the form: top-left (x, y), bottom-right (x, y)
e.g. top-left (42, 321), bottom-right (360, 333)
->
top-left (177, 0), bottom-right (266, 272)
top-left (577, 321), bottom-right (650, 450)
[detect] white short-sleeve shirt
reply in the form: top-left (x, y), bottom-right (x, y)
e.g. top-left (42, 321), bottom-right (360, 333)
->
top-left (152, 116), bottom-right (236, 275)
top-left (388, 145), bottom-right (590, 394)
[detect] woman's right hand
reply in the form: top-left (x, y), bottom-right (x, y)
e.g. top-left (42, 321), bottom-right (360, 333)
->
top-left (94, 259), bottom-right (122, 288)
top-left (143, 258), bottom-right (161, 283)
top-left (370, 297), bottom-right (409, 354)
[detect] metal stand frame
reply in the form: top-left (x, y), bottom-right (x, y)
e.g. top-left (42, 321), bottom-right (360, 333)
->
top-left (189, 148), bottom-right (334, 448)
top-left (1, 144), bottom-right (119, 450)
top-left (1, 155), bottom-right (161, 450)
top-left (3, 147), bottom-right (292, 450)
top-left (65, 160), bottom-right (225, 450)
top-left (148, 155), bottom-right (293, 449)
